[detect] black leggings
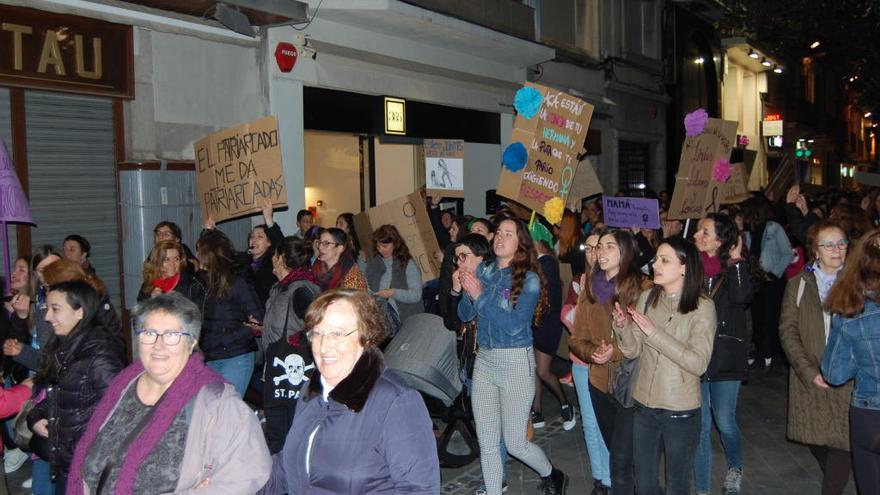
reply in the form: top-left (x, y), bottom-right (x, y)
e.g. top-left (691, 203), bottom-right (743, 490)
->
top-left (851, 406), bottom-right (880, 494)
top-left (590, 384), bottom-right (636, 495)
top-left (751, 277), bottom-right (786, 361)
top-left (808, 445), bottom-right (853, 495)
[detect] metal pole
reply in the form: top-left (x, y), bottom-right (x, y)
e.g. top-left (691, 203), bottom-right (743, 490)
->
top-left (2, 221), bottom-right (10, 295)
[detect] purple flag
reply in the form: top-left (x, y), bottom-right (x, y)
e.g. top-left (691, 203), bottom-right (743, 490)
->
top-left (0, 140), bottom-right (33, 224)
top-left (602, 196), bottom-right (660, 230)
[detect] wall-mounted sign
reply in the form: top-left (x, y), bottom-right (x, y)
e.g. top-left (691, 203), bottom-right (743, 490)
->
top-left (0, 5), bottom-right (133, 98)
top-left (384, 96), bottom-right (406, 135)
top-left (764, 113), bottom-right (782, 121)
top-left (762, 119), bottom-right (784, 136)
top-left (274, 42), bottom-right (298, 73)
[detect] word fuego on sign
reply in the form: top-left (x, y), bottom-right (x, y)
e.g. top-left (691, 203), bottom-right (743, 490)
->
top-left (668, 117), bottom-right (738, 220)
top-left (497, 83), bottom-right (594, 223)
top-left (423, 139), bottom-right (464, 199)
top-left (194, 115), bottom-right (287, 223)
top-left (0, 5), bottom-right (133, 98)
top-left (602, 196), bottom-right (660, 230)
top-left (352, 192), bottom-right (442, 282)
top-left (274, 42), bottom-right (298, 73)
top-left (384, 96), bottom-right (406, 135)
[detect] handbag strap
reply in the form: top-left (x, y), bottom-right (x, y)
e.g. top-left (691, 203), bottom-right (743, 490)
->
top-left (95, 390), bottom-right (167, 494)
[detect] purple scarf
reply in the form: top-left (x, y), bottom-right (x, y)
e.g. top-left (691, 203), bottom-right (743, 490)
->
top-left (591, 270), bottom-right (616, 304)
top-left (66, 353), bottom-right (224, 495)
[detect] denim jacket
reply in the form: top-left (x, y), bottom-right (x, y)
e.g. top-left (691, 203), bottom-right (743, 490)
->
top-left (821, 299), bottom-right (880, 410)
top-left (458, 261), bottom-right (539, 349)
top-left (746, 221), bottom-right (793, 278)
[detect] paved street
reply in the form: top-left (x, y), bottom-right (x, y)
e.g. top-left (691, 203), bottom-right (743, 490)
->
top-left (441, 366), bottom-right (859, 495)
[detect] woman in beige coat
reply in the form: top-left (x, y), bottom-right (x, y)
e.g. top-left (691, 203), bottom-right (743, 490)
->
top-left (779, 220), bottom-right (853, 495)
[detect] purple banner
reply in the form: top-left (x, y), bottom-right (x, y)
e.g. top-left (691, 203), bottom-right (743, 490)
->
top-left (602, 196), bottom-right (660, 230)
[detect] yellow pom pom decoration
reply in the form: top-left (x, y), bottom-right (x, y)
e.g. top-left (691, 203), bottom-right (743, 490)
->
top-left (543, 196), bottom-right (565, 225)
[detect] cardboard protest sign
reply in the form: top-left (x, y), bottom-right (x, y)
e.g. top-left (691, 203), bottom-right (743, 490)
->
top-left (765, 154), bottom-right (796, 202)
top-left (566, 158), bottom-right (603, 209)
top-left (668, 118), bottom-right (738, 220)
top-left (602, 196), bottom-right (660, 230)
top-left (497, 83), bottom-right (594, 222)
top-left (194, 116), bottom-right (287, 223)
top-left (353, 192), bottom-right (442, 282)
top-left (424, 139), bottom-right (464, 198)
top-left (720, 162), bottom-right (750, 204)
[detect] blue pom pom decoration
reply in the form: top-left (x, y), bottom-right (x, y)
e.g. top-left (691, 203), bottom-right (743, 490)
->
top-left (502, 142), bottom-right (528, 172)
top-left (514, 86), bottom-right (542, 120)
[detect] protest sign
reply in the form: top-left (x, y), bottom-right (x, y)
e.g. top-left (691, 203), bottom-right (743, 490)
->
top-left (566, 158), bottom-right (603, 209)
top-left (602, 196), bottom-right (660, 230)
top-left (668, 117), bottom-right (738, 220)
top-left (353, 192), bottom-right (442, 282)
top-left (720, 162), bottom-right (750, 204)
top-left (424, 139), bottom-right (464, 198)
top-left (497, 83), bottom-right (594, 223)
top-left (194, 116), bottom-right (287, 223)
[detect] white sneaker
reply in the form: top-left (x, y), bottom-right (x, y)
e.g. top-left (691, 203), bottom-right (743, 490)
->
top-left (4, 447), bottom-right (27, 474)
top-left (21, 478), bottom-right (32, 489)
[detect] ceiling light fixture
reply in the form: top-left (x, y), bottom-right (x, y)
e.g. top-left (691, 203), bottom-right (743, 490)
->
top-left (748, 49), bottom-right (760, 59)
top-left (810, 41), bottom-right (821, 49)
top-left (761, 57), bottom-right (772, 67)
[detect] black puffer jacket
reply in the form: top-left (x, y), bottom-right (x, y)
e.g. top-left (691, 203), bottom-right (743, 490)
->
top-left (250, 223), bottom-right (284, 307)
top-left (29, 323), bottom-right (124, 476)
top-left (137, 268), bottom-right (207, 312)
top-left (200, 270), bottom-right (264, 361)
top-left (705, 259), bottom-right (755, 381)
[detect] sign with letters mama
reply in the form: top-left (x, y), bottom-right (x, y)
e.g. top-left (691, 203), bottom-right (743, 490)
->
top-left (194, 116), bottom-right (287, 223)
top-left (602, 196), bottom-right (660, 230)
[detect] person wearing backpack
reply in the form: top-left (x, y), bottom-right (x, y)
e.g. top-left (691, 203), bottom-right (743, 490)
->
top-left (260, 237), bottom-right (320, 454)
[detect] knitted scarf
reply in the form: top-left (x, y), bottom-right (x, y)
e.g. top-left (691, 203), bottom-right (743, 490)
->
top-left (151, 273), bottom-right (181, 294)
top-left (279, 266), bottom-right (318, 287)
top-left (66, 353), bottom-right (224, 495)
top-left (312, 254), bottom-right (355, 291)
top-left (700, 252), bottom-right (723, 278)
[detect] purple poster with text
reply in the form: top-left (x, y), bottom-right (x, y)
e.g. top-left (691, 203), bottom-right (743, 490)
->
top-left (602, 196), bottom-right (660, 230)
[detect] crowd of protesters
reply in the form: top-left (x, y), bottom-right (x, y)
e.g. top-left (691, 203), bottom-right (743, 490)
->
top-left (1, 182), bottom-right (880, 495)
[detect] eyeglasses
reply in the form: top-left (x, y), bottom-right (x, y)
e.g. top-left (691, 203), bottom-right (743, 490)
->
top-left (818, 239), bottom-right (849, 251)
top-left (454, 252), bottom-right (472, 265)
top-left (154, 230), bottom-right (175, 239)
top-left (307, 328), bottom-right (357, 344)
top-left (137, 329), bottom-right (192, 346)
top-left (581, 244), bottom-right (597, 253)
top-left (318, 240), bottom-right (341, 248)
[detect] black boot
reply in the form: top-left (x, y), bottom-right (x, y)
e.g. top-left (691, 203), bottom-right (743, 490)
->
top-left (539, 467), bottom-right (568, 495)
top-left (591, 478), bottom-right (610, 495)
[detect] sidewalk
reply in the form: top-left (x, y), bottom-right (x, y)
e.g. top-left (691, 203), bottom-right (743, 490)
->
top-left (441, 367), bottom-right (858, 494)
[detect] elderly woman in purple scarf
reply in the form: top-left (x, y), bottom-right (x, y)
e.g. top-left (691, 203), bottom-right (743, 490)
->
top-left (65, 292), bottom-right (271, 494)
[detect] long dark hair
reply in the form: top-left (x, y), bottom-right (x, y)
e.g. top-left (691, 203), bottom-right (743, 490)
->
top-left (498, 218), bottom-right (549, 326)
top-left (337, 213), bottom-right (361, 253)
top-left (274, 236), bottom-right (312, 270)
top-left (372, 224), bottom-right (413, 268)
top-left (705, 213), bottom-right (739, 264)
top-left (653, 237), bottom-right (704, 314)
top-left (196, 230), bottom-right (237, 300)
top-left (34, 280), bottom-right (101, 385)
top-left (581, 229), bottom-right (642, 308)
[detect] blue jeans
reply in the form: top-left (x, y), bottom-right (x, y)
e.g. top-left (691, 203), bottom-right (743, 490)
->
top-left (633, 404), bottom-right (701, 495)
top-left (32, 457), bottom-right (55, 495)
top-left (572, 364), bottom-right (611, 487)
top-left (207, 352), bottom-right (255, 398)
top-left (695, 380), bottom-right (742, 492)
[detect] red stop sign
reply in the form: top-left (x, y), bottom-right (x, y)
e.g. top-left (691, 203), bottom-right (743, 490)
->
top-left (274, 42), bottom-right (298, 73)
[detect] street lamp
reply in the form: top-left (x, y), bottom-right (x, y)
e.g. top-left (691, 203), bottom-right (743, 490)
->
top-left (810, 41), bottom-right (821, 49)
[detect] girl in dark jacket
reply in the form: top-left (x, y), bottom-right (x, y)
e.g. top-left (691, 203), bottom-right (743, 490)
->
top-left (692, 213), bottom-right (754, 495)
top-left (248, 199), bottom-right (285, 307)
top-left (28, 280), bottom-right (124, 491)
top-left (196, 229), bottom-right (264, 398)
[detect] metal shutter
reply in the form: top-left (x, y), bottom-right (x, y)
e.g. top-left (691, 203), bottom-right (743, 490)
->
top-left (25, 91), bottom-right (120, 307)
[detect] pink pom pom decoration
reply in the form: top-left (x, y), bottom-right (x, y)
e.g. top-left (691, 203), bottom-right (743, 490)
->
top-left (712, 160), bottom-right (732, 182)
top-left (684, 108), bottom-right (709, 136)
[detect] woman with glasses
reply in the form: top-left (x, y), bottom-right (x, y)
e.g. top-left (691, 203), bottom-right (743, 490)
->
top-left (67, 292), bottom-right (270, 494)
top-left (363, 224), bottom-right (424, 324)
top-left (259, 289), bottom-right (439, 493)
top-left (459, 217), bottom-right (568, 495)
top-left (780, 220), bottom-right (853, 494)
top-left (28, 281), bottom-right (124, 491)
top-left (312, 228), bottom-right (368, 291)
top-left (196, 230), bottom-right (264, 398)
